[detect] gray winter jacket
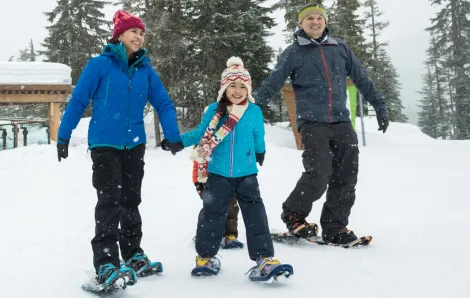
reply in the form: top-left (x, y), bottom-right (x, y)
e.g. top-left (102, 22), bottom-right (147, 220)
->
top-left (253, 29), bottom-right (386, 128)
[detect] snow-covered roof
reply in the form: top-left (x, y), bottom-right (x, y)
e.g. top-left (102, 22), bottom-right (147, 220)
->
top-left (0, 62), bottom-right (72, 85)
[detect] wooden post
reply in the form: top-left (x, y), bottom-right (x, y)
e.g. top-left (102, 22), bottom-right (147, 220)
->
top-left (281, 84), bottom-right (304, 150)
top-left (48, 102), bottom-right (61, 142)
top-left (1, 129), bottom-right (6, 150)
top-left (13, 123), bottom-right (19, 148)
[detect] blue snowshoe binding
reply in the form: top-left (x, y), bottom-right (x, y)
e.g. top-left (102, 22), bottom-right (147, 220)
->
top-left (191, 256), bottom-right (221, 276)
top-left (124, 252), bottom-right (163, 277)
top-left (221, 235), bottom-right (244, 249)
top-left (82, 263), bottom-right (137, 293)
top-left (247, 257), bottom-right (293, 283)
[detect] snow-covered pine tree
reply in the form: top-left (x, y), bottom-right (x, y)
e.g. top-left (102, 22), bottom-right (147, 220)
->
top-left (29, 40), bottom-right (37, 62)
top-left (328, 0), bottom-right (371, 68)
top-left (418, 67), bottom-right (440, 138)
top-left (188, 0), bottom-right (277, 125)
top-left (16, 39), bottom-right (37, 62)
top-left (364, 0), bottom-right (407, 123)
top-left (427, 0), bottom-right (470, 139)
top-left (141, 0), bottom-right (200, 129)
top-left (374, 49), bottom-right (407, 123)
top-left (40, 0), bottom-right (110, 84)
top-left (420, 36), bottom-right (453, 138)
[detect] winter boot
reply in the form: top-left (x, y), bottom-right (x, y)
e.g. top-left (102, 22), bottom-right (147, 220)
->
top-left (191, 256), bottom-right (221, 276)
top-left (96, 263), bottom-right (136, 289)
top-left (281, 211), bottom-right (318, 238)
top-left (323, 228), bottom-right (358, 245)
top-left (247, 257), bottom-right (293, 283)
top-left (221, 235), bottom-right (244, 249)
top-left (125, 252), bottom-right (163, 277)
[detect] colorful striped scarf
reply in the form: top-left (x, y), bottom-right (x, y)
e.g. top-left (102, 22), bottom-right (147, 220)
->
top-left (190, 101), bottom-right (248, 182)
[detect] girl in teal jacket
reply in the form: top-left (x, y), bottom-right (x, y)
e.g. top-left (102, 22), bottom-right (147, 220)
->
top-left (164, 57), bottom-right (293, 281)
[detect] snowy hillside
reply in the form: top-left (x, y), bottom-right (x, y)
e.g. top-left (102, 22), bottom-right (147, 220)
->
top-left (1, 117), bottom-right (469, 298)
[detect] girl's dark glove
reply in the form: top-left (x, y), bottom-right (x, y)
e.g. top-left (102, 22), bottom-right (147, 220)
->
top-left (256, 152), bottom-right (265, 166)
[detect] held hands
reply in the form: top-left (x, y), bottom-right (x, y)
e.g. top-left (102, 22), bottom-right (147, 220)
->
top-left (161, 139), bottom-right (184, 155)
top-left (256, 152), bottom-right (265, 166)
top-left (57, 138), bottom-right (69, 162)
top-left (376, 109), bottom-right (389, 133)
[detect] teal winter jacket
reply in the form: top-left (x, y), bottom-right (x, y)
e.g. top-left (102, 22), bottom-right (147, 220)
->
top-left (181, 102), bottom-right (265, 178)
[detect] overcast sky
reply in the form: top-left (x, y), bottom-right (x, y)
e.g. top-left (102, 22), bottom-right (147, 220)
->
top-left (1, 0), bottom-right (437, 123)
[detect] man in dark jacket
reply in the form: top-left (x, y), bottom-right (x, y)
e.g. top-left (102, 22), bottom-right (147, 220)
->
top-left (253, 3), bottom-right (389, 245)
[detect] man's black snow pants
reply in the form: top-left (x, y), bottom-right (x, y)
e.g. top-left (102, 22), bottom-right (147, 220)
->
top-left (196, 173), bottom-right (274, 261)
top-left (90, 144), bottom-right (146, 273)
top-left (283, 121), bottom-right (359, 237)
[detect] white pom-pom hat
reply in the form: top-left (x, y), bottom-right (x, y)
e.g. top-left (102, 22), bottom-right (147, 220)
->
top-left (216, 56), bottom-right (254, 103)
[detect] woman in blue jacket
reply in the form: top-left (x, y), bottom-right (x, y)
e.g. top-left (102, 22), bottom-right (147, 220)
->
top-left (56, 10), bottom-right (183, 289)
top-left (163, 57), bottom-right (292, 282)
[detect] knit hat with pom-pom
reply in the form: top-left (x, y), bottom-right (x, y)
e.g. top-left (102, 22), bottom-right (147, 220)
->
top-left (216, 56), bottom-right (254, 103)
top-left (112, 10), bottom-right (145, 39)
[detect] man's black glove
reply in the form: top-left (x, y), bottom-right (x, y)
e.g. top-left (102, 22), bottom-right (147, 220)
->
top-left (194, 182), bottom-right (205, 199)
top-left (376, 109), bottom-right (389, 133)
top-left (161, 138), bottom-right (184, 155)
top-left (256, 152), bottom-right (265, 166)
top-left (57, 138), bottom-right (69, 162)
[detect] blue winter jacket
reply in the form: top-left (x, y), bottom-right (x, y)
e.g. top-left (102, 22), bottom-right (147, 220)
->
top-left (181, 102), bottom-right (265, 178)
top-left (253, 29), bottom-right (386, 128)
top-left (58, 43), bottom-right (181, 148)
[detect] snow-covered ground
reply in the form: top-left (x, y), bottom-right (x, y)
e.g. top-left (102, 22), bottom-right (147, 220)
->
top-left (1, 116), bottom-right (469, 298)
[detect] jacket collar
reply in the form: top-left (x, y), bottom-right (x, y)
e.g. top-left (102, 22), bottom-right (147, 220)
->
top-left (102, 42), bottom-right (149, 73)
top-left (294, 28), bottom-right (338, 46)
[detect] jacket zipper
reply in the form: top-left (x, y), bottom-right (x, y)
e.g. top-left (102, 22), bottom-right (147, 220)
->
top-left (126, 73), bottom-right (132, 148)
top-left (230, 128), bottom-right (235, 177)
top-left (319, 48), bottom-right (334, 122)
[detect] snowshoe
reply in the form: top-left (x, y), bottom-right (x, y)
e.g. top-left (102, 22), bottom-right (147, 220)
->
top-left (82, 263), bottom-right (137, 294)
top-left (271, 230), bottom-right (372, 248)
top-left (316, 235), bottom-right (373, 248)
top-left (247, 257), bottom-right (293, 283)
top-left (221, 235), bottom-right (244, 249)
top-left (191, 256), bottom-right (221, 277)
top-left (124, 252), bottom-right (163, 277)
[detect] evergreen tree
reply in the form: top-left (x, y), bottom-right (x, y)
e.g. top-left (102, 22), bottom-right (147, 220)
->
top-left (418, 67), bottom-right (440, 138)
top-left (29, 39), bottom-right (37, 62)
top-left (375, 49), bottom-right (408, 123)
top-left (423, 36), bottom-right (452, 138)
top-left (427, 0), bottom-right (470, 139)
top-left (268, 47), bottom-right (288, 122)
top-left (16, 39), bottom-right (38, 62)
top-left (40, 0), bottom-right (110, 84)
top-left (17, 48), bottom-right (30, 62)
top-left (363, 0), bottom-right (388, 80)
top-left (364, 0), bottom-right (407, 123)
top-left (141, 0), bottom-right (199, 129)
top-left (186, 0), bottom-right (277, 126)
top-left (328, 0), bottom-right (371, 68)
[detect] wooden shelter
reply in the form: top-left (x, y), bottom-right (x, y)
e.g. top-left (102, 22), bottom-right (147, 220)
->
top-left (0, 62), bottom-right (73, 145)
top-left (0, 84), bottom-right (72, 143)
